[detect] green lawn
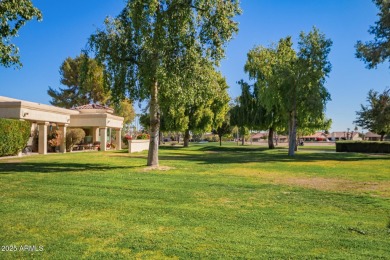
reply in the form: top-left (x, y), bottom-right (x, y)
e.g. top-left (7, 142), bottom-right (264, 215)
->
top-left (1, 143), bottom-right (389, 259)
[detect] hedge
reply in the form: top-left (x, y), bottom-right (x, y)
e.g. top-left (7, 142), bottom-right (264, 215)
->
top-left (336, 141), bottom-right (390, 153)
top-left (0, 118), bottom-right (31, 157)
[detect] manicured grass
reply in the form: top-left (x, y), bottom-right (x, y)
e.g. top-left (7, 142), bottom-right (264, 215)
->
top-left (1, 143), bottom-right (389, 259)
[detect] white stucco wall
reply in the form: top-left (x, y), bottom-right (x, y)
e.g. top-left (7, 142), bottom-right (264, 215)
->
top-left (128, 140), bottom-right (150, 153)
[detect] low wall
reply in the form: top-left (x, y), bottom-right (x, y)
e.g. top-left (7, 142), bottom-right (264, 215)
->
top-left (128, 140), bottom-right (150, 153)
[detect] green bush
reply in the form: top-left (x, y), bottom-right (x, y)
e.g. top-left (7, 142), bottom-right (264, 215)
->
top-left (204, 136), bottom-right (218, 142)
top-left (0, 118), bottom-right (31, 157)
top-left (336, 141), bottom-right (390, 153)
top-left (66, 128), bottom-right (85, 152)
top-left (136, 133), bottom-right (150, 140)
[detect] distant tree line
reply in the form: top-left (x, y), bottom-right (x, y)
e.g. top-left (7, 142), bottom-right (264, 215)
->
top-left (1, 0), bottom-right (389, 165)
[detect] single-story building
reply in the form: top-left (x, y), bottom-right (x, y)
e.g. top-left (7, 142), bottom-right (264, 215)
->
top-left (302, 132), bottom-right (328, 142)
top-left (251, 132), bottom-right (288, 143)
top-left (329, 131), bottom-right (361, 141)
top-left (0, 96), bottom-right (124, 155)
top-left (251, 132), bottom-right (268, 142)
top-left (364, 131), bottom-right (382, 141)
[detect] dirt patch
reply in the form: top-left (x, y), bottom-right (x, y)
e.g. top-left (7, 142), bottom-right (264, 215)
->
top-left (143, 165), bottom-right (175, 171)
top-left (224, 167), bottom-right (390, 197)
top-left (0, 159), bottom-right (23, 163)
top-left (271, 176), bottom-right (390, 197)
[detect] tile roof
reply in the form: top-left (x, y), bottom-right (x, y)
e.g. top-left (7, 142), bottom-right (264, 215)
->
top-left (365, 131), bottom-right (381, 137)
top-left (331, 131), bottom-right (359, 138)
top-left (73, 104), bottom-right (111, 110)
top-left (302, 132), bottom-right (328, 138)
top-left (251, 132), bottom-right (267, 139)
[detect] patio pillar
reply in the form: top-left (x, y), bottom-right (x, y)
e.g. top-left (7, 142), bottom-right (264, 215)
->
top-left (100, 127), bottom-right (107, 151)
top-left (115, 128), bottom-right (122, 150)
top-left (92, 127), bottom-right (99, 142)
top-left (58, 124), bottom-right (67, 153)
top-left (38, 122), bottom-right (49, 155)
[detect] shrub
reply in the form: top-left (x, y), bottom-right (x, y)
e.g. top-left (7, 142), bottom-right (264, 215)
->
top-left (336, 141), bottom-right (390, 153)
top-left (0, 118), bottom-right (31, 157)
top-left (122, 134), bottom-right (132, 143)
top-left (136, 133), bottom-right (150, 140)
top-left (66, 128), bottom-right (85, 152)
top-left (204, 136), bottom-right (218, 142)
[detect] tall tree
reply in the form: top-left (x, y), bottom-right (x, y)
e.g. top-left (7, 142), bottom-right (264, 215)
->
top-left (356, 0), bottom-right (390, 68)
top-left (354, 88), bottom-right (390, 141)
top-left (230, 88), bottom-right (254, 146)
top-left (88, 1), bottom-right (240, 166)
top-left (181, 69), bottom-right (230, 148)
top-left (281, 30), bottom-right (332, 156)
top-left (245, 46), bottom-right (288, 149)
top-left (114, 99), bottom-right (136, 132)
top-left (159, 62), bottom-right (230, 148)
top-left (212, 120), bottom-right (232, 147)
top-left (0, 0), bottom-right (42, 68)
top-left (243, 28), bottom-right (332, 156)
top-left (48, 54), bottom-right (111, 108)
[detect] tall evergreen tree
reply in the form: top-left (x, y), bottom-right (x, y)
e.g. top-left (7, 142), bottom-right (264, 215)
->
top-left (47, 54), bottom-right (110, 108)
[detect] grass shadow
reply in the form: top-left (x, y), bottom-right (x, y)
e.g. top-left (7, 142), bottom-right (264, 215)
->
top-left (0, 162), bottom-right (138, 174)
top-left (158, 145), bottom-right (389, 165)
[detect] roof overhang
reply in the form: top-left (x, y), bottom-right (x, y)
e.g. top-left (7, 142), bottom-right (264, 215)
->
top-left (69, 113), bottom-right (124, 128)
top-left (0, 96), bottom-right (78, 124)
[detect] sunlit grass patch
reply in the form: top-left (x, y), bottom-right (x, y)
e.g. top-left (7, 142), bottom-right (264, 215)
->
top-left (0, 143), bottom-right (389, 259)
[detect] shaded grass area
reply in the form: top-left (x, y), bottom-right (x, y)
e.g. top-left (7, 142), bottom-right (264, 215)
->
top-left (0, 143), bottom-right (389, 259)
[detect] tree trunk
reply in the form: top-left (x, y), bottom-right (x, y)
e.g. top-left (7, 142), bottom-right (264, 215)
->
top-left (380, 134), bottom-right (384, 141)
top-left (219, 134), bottom-right (222, 146)
top-left (147, 80), bottom-right (160, 166)
top-left (275, 131), bottom-right (278, 146)
top-left (183, 129), bottom-right (190, 147)
top-left (268, 127), bottom-right (275, 149)
top-left (241, 127), bottom-right (245, 145)
top-left (288, 81), bottom-right (298, 156)
top-left (288, 111), bottom-right (297, 156)
top-left (159, 131), bottom-right (163, 146)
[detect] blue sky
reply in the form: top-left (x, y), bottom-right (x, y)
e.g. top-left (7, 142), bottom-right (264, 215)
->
top-left (0, 0), bottom-right (388, 132)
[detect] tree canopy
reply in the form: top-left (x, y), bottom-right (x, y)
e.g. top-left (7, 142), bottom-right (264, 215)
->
top-left (114, 99), bottom-right (136, 127)
top-left (212, 120), bottom-right (232, 146)
top-left (354, 88), bottom-right (390, 141)
top-left (356, 0), bottom-right (390, 68)
top-left (160, 62), bottom-right (230, 147)
top-left (244, 44), bottom-right (289, 149)
top-left (48, 54), bottom-right (135, 125)
top-left (240, 28), bottom-right (332, 155)
top-left (88, 0), bottom-right (241, 166)
top-left (0, 0), bottom-right (42, 68)
top-left (48, 54), bottom-right (111, 108)
top-left (230, 87), bottom-right (257, 146)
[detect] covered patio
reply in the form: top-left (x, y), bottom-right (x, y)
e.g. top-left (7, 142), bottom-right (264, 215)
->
top-left (0, 96), bottom-right (124, 154)
top-left (69, 104), bottom-right (124, 152)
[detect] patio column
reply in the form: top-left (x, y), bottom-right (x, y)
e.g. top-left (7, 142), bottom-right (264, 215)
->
top-left (92, 127), bottom-right (99, 142)
top-left (115, 128), bottom-right (122, 150)
top-left (38, 122), bottom-right (49, 155)
top-left (58, 124), bottom-right (67, 153)
top-left (100, 127), bottom-right (107, 151)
